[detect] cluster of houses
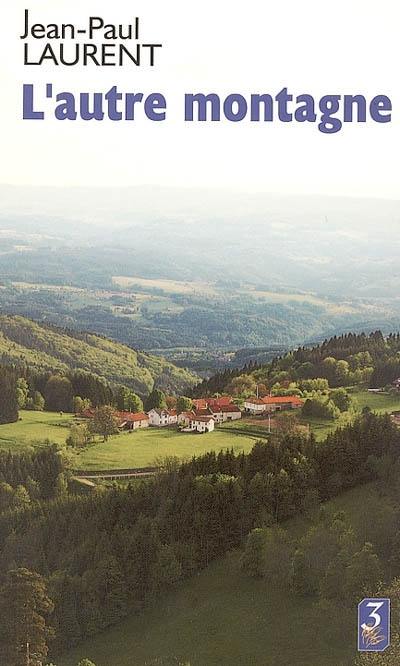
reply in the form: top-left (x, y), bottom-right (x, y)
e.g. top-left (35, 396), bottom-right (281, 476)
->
top-left (82, 393), bottom-right (303, 436)
top-left (178, 397), bottom-right (242, 433)
top-left (118, 396), bottom-right (242, 434)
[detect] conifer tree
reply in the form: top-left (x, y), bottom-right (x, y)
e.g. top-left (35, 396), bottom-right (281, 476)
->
top-left (0, 367), bottom-right (19, 424)
top-left (0, 568), bottom-right (54, 666)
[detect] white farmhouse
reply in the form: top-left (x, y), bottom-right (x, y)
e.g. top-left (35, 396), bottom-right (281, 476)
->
top-left (183, 416), bottom-right (215, 433)
top-left (178, 411), bottom-right (195, 427)
top-left (148, 408), bottom-right (178, 427)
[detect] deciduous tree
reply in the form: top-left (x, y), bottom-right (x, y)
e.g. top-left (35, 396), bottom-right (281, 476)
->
top-left (89, 406), bottom-right (119, 442)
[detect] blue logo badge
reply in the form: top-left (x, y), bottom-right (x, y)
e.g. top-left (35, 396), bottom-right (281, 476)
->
top-left (358, 598), bottom-right (390, 652)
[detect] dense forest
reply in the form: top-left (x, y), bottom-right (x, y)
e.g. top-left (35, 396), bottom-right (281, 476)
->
top-left (0, 410), bottom-right (399, 663)
top-left (195, 331), bottom-right (400, 395)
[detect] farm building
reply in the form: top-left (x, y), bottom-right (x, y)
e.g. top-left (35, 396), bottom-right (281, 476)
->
top-left (117, 412), bottom-right (149, 430)
top-left (178, 410), bottom-right (196, 426)
top-left (192, 396), bottom-right (233, 411)
top-left (192, 398), bottom-right (209, 411)
top-left (244, 395), bottom-right (303, 414)
top-left (207, 396), bottom-right (233, 409)
top-left (220, 404), bottom-right (242, 421)
top-left (182, 416), bottom-right (215, 433)
top-left (262, 396), bottom-right (303, 412)
top-left (179, 404), bottom-right (241, 426)
top-left (190, 396), bottom-right (240, 423)
top-left (243, 397), bottom-right (267, 414)
top-left (148, 408), bottom-right (178, 427)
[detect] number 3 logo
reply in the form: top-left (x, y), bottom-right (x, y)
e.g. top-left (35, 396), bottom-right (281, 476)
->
top-left (361, 602), bottom-right (384, 631)
top-left (358, 598), bottom-right (390, 652)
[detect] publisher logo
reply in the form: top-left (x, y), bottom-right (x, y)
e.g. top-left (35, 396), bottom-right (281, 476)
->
top-left (358, 598), bottom-right (390, 652)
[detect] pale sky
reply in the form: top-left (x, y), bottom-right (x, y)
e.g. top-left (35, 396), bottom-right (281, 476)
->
top-left (1, 0), bottom-right (400, 198)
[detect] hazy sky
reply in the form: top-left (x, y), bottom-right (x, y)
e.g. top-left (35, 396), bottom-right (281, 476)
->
top-left (1, 0), bottom-right (400, 198)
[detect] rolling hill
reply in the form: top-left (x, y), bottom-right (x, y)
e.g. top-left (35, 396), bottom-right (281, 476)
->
top-left (0, 315), bottom-right (197, 396)
top-left (58, 484), bottom-right (377, 666)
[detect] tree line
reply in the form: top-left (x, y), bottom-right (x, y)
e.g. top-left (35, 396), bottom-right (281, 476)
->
top-left (0, 364), bottom-right (195, 430)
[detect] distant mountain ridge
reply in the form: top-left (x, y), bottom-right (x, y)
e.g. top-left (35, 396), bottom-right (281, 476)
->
top-left (0, 315), bottom-right (197, 396)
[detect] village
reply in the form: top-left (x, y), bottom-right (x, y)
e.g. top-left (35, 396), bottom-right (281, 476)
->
top-left (83, 393), bottom-right (304, 436)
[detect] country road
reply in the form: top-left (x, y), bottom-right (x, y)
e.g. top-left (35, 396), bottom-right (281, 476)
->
top-left (72, 466), bottom-right (158, 480)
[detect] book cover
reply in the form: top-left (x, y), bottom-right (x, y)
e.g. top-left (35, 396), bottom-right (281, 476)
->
top-left (0, 2), bottom-right (399, 665)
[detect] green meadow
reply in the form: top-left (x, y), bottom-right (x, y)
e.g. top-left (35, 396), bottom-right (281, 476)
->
top-left (0, 411), bottom-right (258, 468)
top-left (74, 427), bottom-right (258, 470)
top-left (350, 387), bottom-right (400, 413)
top-left (0, 410), bottom-right (73, 452)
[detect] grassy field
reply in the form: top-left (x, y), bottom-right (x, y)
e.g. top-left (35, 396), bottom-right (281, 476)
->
top-left (300, 388), bottom-right (400, 441)
top-left (74, 427), bottom-right (258, 470)
top-left (0, 410), bottom-right (74, 452)
top-left (112, 276), bottom-right (218, 296)
top-left (59, 483), bottom-right (377, 666)
top-left (0, 412), bottom-right (258, 468)
top-left (351, 387), bottom-right (400, 413)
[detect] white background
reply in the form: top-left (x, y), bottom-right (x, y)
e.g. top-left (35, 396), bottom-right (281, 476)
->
top-left (0, 0), bottom-right (399, 197)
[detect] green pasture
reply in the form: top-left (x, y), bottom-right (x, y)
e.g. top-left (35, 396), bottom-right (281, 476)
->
top-left (74, 427), bottom-right (258, 470)
top-left (0, 410), bottom-right (73, 452)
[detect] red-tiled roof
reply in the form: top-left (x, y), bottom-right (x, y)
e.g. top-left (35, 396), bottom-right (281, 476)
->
top-left (193, 399), bottom-right (208, 410)
top-left (262, 396), bottom-right (303, 405)
top-left (193, 396), bottom-right (233, 410)
top-left (117, 411), bottom-right (149, 422)
top-left (246, 397), bottom-right (266, 405)
top-left (208, 396), bottom-right (233, 408)
top-left (220, 404), bottom-right (241, 413)
top-left (195, 408), bottom-right (214, 417)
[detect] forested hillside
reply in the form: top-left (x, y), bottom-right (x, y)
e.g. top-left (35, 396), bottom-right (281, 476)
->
top-left (0, 315), bottom-right (196, 396)
top-left (196, 330), bottom-right (400, 395)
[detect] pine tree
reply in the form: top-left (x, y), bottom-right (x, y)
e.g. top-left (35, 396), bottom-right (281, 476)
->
top-left (0, 367), bottom-right (19, 424)
top-left (0, 568), bottom-right (54, 666)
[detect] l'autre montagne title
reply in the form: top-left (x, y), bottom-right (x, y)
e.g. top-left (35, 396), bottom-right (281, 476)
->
top-left (21, 9), bottom-right (393, 134)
